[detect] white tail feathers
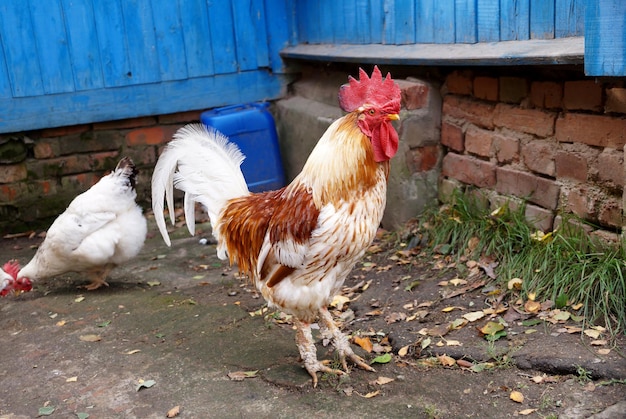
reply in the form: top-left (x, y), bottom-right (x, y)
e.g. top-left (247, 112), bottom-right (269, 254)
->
top-left (151, 124), bottom-right (250, 246)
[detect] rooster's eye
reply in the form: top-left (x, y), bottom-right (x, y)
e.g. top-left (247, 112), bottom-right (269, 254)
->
top-left (368, 109), bottom-right (376, 115)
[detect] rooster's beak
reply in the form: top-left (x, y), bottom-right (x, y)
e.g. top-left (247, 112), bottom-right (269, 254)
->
top-left (387, 113), bottom-right (400, 121)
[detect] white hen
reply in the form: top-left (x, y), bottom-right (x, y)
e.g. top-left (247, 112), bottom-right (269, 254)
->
top-left (17, 157), bottom-right (147, 290)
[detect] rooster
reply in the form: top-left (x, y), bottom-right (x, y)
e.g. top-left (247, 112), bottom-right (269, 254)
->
top-left (0, 261), bottom-right (32, 296)
top-left (152, 66), bottom-right (401, 386)
top-left (14, 157), bottom-right (147, 290)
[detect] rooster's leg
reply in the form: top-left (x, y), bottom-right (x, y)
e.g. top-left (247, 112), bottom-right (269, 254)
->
top-left (294, 318), bottom-right (345, 387)
top-left (318, 306), bottom-right (375, 373)
top-left (82, 266), bottom-right (112, 290)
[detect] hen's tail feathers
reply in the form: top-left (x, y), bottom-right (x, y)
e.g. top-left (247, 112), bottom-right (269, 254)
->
top-left (114, 156), bottom-right (138, 190)
top-left (151, 124), bottom-right (249, 246)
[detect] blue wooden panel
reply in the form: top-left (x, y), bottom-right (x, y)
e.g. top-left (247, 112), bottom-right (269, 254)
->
top-left (29, 1), bottom-right (75, 94)
top-left (60, 0), bottom-right (105, 91)
top-left (0, 3), bottom-right (44, 97)
top-left (500, 0), bottom-right (530, 41)
top-left (179, 0), bottom-right (214, 78)
top-left (152, 0), bottom-right (188, 81)
top-left (0, 43), bottom-right (11, 99)
top-left (392, 0), bottom-right (416, 44)
top-left (555, 0), bottom-right (584, 37)
top-left (249, 0), bottom-right (271, 68)
top-left (530, 0), bottom-right (555, 39)
top-left (297, 0), bottom-right (322, 44)
top-left (264, 0), bottom-right (297, 72)
top-left (352, 0), bottom-right (372, 44)
top-left (455, 0), bottom-right (477, 43)
top-left (121, 0), bottom-right (160, 85)
top-left (584, 0), bottom-right (626, 76)
top-left (232, 0), bottom-right (266, 70)
top-left (477, 0), bottom-right (500, 42)
top-left (207, 1), bottom-right (238, 74)
top-left (92, 0), bottom-right (132, 87)
top-left (0, 70), bottom-right (287, 133)
top-left (415, 0), bottom-right (434, 43)
top-left (369, 0), bottom-right (384, 44)
top-left (433, 0), bottom-right (455, 43)
top-left (318, 1), bottom-right (336, 43)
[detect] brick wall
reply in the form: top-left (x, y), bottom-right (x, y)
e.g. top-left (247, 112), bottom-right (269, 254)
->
top-left (0, 111), bottom-right (202, 233)
top-left (440, 70), bottom-right (625, 235)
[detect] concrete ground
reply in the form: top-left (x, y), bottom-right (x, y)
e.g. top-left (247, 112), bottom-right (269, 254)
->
top-left (1, 218), bottom-right (624, 418)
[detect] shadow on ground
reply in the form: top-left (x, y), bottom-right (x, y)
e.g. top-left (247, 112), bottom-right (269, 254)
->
top-left (1, 218), bottom-right (624, 418)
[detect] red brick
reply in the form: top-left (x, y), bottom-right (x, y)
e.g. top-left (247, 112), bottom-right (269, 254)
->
top-left (555, 113), bottom-right (626, 148)
top-left (0, 183), bottom-right (25, 202)
top-left (605, 87), bottom-right (626, 114)
top-left (493, 104), bottom-right (556, 137)
top-left (409, 145), bottom-right (440, 172)
top-left (499, 77), bottom-right (528, 104)
top-left (555, 151), bottom-right (588, 182)
top-left (158, 110), bottom-right (203, 125)
top-left (525, 204), bottom-right (555, 232)
top-left (465, 125), bottom-right (493, 157)
top-left (443, 95), bottom-right (495, 129)
top-left (530, 81), bottom-right (563, 109)
top-left (33, 140), bottom-right (59, 159)
top-left (597, 149), bottom-right (624, 186)
top-left (441, 122), bottom-right (464, 152)
top-left (446, 71), bottom-right (473, 95)
top-left (598, 198), bottom-right (623, 228)
top-left (563, 80), bottom-right (603, 111)
top-left (442, 153), bottom-right (496, 188)
top-left (495, 167), bottom-right (560, 209)
top-left (396, 79), bottom-right (431, 110)
top-left (565, 187), bottom-right (593, 219)
top-left (0, 164), bottom-right (27, 183)
top-left (93, 116), bottom-right (157, 131)
top-left (126, 126), bottom-right (168, 146)
top-left (40, 124), bottom-right (90, 138)
top-left (522, 140), bottom-right (556, 176)
top-left (493, 133), bottom-right (519, 163)
top-left (473, 77), bottom-right (498, 101)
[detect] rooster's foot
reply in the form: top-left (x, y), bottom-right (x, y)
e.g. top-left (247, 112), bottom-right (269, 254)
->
top-left (81, 279), bottom-right (109, 291)
top-left (304, 359), bottom-right (346, 388)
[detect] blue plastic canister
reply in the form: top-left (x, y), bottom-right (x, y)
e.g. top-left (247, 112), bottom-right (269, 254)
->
top-left (200, 102), bottom-right (286, 193)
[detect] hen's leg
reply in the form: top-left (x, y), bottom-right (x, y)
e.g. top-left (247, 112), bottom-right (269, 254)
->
top-left (294, 318), bottom-right (345, 387)
top-left (318, 306), bottom-right (375, 373)
top-left (82, 266), bottom-right (112, 290)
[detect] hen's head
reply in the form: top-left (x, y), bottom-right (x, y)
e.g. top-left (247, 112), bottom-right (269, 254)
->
top-left (0, 260), bottom-right (32, 296)
top-left (338, 66), bottom-right (401, 162)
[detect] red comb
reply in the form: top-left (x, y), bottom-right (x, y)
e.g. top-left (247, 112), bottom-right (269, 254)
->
top-left (338, 66), bottom-right (401, 113)
top-left (3, 260), bottom-right (20, 278)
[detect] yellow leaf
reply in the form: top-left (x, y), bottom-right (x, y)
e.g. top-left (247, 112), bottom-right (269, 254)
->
top-left (330, 295), bottom-right (350, 309)
top-left (442, 306), bottom-right (463, 312)
top-left (353, 336), bottom-right (373, 353)
top-left (519, 408), bottom-right (537, 415)
top-left (527, 292), bottom-right (536, 301)
top-left (524, 300), bottom-right (541, 313)
top-left (571, 303), bottom-right (584, 310)
top-left (166, 405), bottom-right (180, 418)
top-left (583, 329), bottom-right (602, 339)
top-left (398, 345), bottom-right (410, 357)
top-left (446, 340), bottom-right (462, 346)
top-left (56, 320), bottom-right (66, 327)
top-left (462, 311), bottom-right (486, 322)
top-left (449, 278), bottom-right (467, 286)
top-left (125, 349), bottom-right (142, 355)
top-left (597, 348), bottom-right (611, 355)
top-left (479, 321), bottom-right (504, 336)
top-left (507, 278), bottom-right (523, 290)
top-left (74, 296), bottom-right (85, 303)
top-left (438, 354), bottom-right (456, 367)
top-left (79, 334), bottom-right (101, 342)
top-left (360, 390), bottom-right (380, 398)
top-left (510, 390), bottom-right (524, 403)
top-left (374, 376), bottom-right (394, 385)
top-left (490, 206), bottom-right (505, 217)
top-left (66, 376), bottom-right (78, 382)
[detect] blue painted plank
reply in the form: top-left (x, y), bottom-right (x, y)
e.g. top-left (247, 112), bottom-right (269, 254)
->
top-left (0, 44), bottom-right (11, 99)
top-left (92, 0), bottom-right (132, 87)
top-left (477, 0), bottom-right (500, 42)
top-left (415, 0), bottom-right (434, 43)
top-left (60, 0), bottom-right (105, 91)
top-left (319, 1), bottom-right (336, 43)
top-left (500, 0), bottom-right (530, 41)
top-left (382, 0), bottom-right (395, 44)
top-left (263, 0), bottom-right (297, 73)
top-left (555, 0), bottom-right (584, 37)
top-left (393, 0), bottom-right (416, 44)
top-left (0, 70), bottom-right (288, 133)
top-left (206, 1), bottom-right (238, 73)
top-left (0, 2), bottom-right (44, 97)
top-left (297, 0), bottom-right (321, 44)
top-left (232, 0), bottom-right (263, 70)
top-left (248, 0), bottom-right (271, 68)
top-left (179, 0), bottom-right (214, 78)
top-left (584, 0), bottom-right (626, 76)
top-left (455, 0), bottom-right (477, 43)
top-left (29, 1), bottom-right (75, 94)
top-left (121, 0), bottom-right (160, 84)
top-left (151, 0), bottom-right (188, 81)
top-left (530, 0), bottom-right (555, 39)
top-left (353, 0), bottom-right (372, 44)
top-left (369, 0), bottom-right (384, 44)
top-left (433, 0), bottom-right (455, 43)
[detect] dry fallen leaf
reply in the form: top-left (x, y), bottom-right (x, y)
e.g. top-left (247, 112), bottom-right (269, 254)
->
top-left (353, 336), bottom-right (373, 353)
top-left (166, 405), bottom-right (180, 418)
top-left (373, 376), bottom-right (394, 385)
top-left (456, 359), bottom-right (473, 368)
top-left (79, 334), bottom-right (101, 342)
top-left (125, 349), bottom-right (141, 355)
top-left (360, 390), bottom-right (380, 398)
top-left (462, 311), bottom-right (486, 322)
top-left (510, 390), bottom-right (524, 403)
top-left (518, 408), bottom-right (537, 415)
top-left (66, 376), bottom-right (78, 382)
top-left (507, 278), bottom-right (523, 290)
top-left (437, 354), bottom-right (456, 367)
top-left (449, 278), bottom-right (467, 286)
top-left (227, 371), bottom-right (258, 381)
top-left (583, 329), bottom-right (602, 339)
top-left (524, 300), bottom-right (541, 313)
top-left (597, 348), bottom-right (611, 355)
top-left (398, 345), bottom-right (410, 357)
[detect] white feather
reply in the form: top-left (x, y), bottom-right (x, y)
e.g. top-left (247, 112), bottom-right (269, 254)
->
top-left (151, 124), bottom-right (250, 246)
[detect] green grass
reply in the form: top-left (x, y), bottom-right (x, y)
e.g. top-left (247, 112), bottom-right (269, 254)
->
top-left (418, 190), bottom-right (626, 336)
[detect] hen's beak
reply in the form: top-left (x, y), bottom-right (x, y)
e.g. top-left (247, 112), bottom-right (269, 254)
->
top-left (387, 113), bottom-right (400, 121)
